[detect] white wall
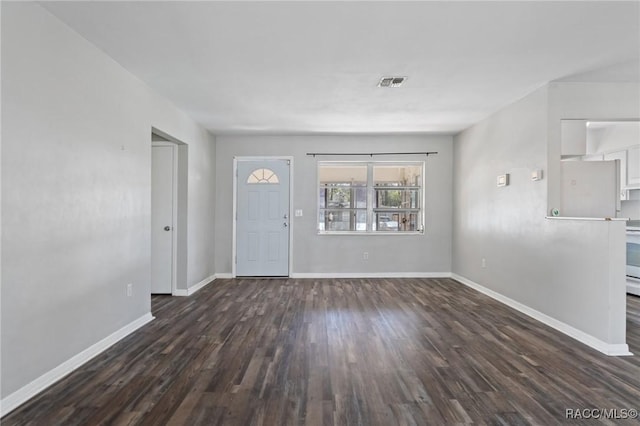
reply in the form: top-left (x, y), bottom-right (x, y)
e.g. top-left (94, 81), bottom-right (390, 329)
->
top-left (215, 135), bottom-right (453, 276)
top-left (453, 84), bottom-right (632, 353)
top-left (1, 2), bottom-right (216, 403)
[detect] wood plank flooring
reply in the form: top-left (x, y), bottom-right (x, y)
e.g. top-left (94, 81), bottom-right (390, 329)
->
top-left (4, 278), bottom-right (640, 425)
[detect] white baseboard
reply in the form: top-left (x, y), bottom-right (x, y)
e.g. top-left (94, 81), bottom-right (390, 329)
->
top-left (451, 273), bottom-right (632, 357)
top-left (173, 274), bottom-right (216, 297)
top-left (0, 312), bottom-right (155, 417)
top-left (289, 272), bottom-right (452, 279)
top-left (214, 272), bottom-right (451, 279)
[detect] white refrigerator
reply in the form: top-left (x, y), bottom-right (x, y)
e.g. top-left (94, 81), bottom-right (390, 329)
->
top-left (560, 159), bottom-right (620, 218)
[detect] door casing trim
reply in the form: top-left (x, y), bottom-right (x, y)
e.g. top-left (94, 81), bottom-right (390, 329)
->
top-left (232, 156), bottom-right (294, 278)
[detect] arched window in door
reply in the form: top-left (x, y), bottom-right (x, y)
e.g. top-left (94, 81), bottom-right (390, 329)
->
top-left (247, 168), bottom-right (279, 184)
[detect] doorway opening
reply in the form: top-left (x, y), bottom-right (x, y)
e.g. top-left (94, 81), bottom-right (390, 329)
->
top-left (151, 129), bottom-right (188, 294)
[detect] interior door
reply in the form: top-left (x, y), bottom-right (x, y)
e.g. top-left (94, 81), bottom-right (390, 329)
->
top-left (151, 144), bottom-right (174, 293)
top-left (236, 159), bottom-right (290, 276)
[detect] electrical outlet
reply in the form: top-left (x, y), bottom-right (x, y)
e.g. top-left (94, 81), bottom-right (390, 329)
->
top-left (363, 252), bottom-right (369, 261)
top-left (481, 258), bottom-right (486, 268)
top-left (127, 283), bottom-right (133, 297)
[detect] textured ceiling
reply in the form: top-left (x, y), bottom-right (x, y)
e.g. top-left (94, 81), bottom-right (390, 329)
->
top-left (41, 1), bottom-right (640, 135)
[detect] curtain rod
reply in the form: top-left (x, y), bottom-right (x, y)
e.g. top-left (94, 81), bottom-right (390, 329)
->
top-left (306, 152), bottom-right (438, 157)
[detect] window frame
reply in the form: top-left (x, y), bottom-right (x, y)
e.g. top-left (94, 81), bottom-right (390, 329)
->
top-left (317, 160), bottom-right (426, 235)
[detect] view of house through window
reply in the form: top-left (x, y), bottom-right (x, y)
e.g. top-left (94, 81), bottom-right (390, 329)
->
top-left (318, 161), bottom-right (424, 233)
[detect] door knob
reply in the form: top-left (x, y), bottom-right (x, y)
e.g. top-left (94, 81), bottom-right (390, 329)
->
top-left (164, 226), bottom-right (171, 231)
top-left (283, 214), bottom-right (288, 219)
top-left (283, 222), bottom-right (288, 227)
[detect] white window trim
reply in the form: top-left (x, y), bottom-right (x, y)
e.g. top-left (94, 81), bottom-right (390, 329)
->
top-left (317, 160), bottom-right (425, 235)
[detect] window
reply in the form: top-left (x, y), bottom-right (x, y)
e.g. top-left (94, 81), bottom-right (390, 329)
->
top-left (247, 168), bottom-right (279, 184)
top-left (318, 161), bottom-right (424, 233)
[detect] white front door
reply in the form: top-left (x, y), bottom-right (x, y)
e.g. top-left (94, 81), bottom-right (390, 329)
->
top-left (236, 159), bottom-right (290, 276)
top-left (151, 144), bottom-right (174, 293)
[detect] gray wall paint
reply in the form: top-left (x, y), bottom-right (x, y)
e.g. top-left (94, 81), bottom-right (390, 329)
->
top-left (184, 136), bottom-right (216, 288)
top-left (453, 84), bottom-right (630, 345)
top-left (215, 135), bottom-right (453, 275)
top-left (1, 3), bottom-right (216, 398)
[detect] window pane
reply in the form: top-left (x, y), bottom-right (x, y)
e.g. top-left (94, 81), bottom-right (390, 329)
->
top-left (399, 212), bottom-right (420, 231)
top-left (354, 187), bottom-right (367, 208)
top-left (373, 164), bottom-right (421, 187)
top-left (355, 210), bottom-right (367, 231)
top-left (319, 165), bottom-right (367, 186)
top-left (328, 210), bottom-right (350, 232)
top-left (374, 213), bottom-right (399, 231)
top-left (374, 211), bottom-right (421, 232)
top-left (247, 168), bottom-right (279, 184)
top-left (319, 209), bottom-right (365, 232)
top-left (376, 189), bottom-right (402, 208)
top-left (324, 187), bottom-right (351, 208)
top-left (375, 189), bottom-right (420, 209)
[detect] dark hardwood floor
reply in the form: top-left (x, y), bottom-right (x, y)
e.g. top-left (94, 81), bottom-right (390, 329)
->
top-left (4, 278), bottom-right (640, 425)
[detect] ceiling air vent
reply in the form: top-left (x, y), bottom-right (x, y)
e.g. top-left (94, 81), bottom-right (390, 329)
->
top-left (378, 76), bottom-right (407, 88)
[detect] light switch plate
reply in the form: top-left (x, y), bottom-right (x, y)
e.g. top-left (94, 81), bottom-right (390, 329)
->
top-left (497, 174), bottom-right (509, 187)
top-left (531, 169), bottom-right (543, 181)
top-left (295, 209), bottom-right (303, 217)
